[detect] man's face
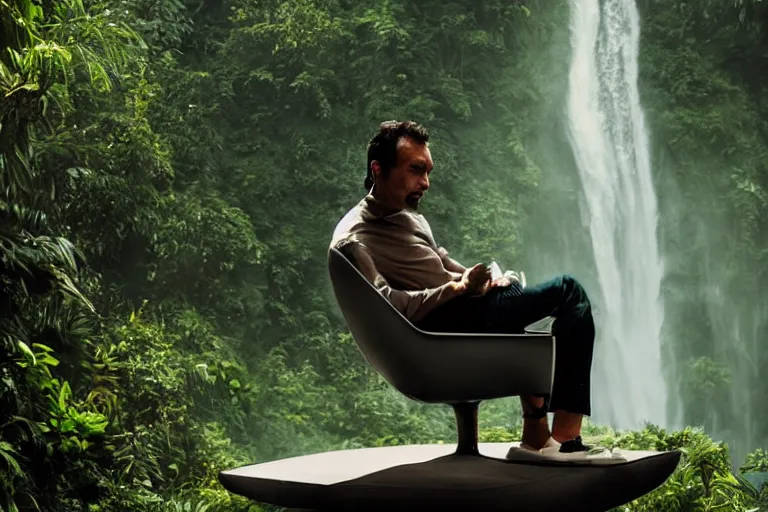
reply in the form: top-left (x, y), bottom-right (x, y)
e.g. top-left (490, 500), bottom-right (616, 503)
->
top-left (374, 137), bottom-right (433, 210)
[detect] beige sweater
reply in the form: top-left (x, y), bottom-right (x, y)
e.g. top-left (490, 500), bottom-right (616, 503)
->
top-left (330, 194), bottom-right (465, 322)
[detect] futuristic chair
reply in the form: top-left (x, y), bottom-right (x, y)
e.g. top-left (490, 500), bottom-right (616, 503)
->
top-left (218, 247), bottom-right (681, 511)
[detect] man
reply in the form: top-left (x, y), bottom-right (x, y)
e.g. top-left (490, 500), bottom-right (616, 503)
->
top-left (331, 120), bottom-right (622, 462)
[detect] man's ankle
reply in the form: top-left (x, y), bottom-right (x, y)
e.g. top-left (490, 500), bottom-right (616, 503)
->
top-left (520, 437), bottom-right (548, 450)
top-left (522, 422), bottom-right (551, 450)
top-left (521, 435), bottom-right (559, 451)
top-left (552, 433), bottom-right (580, 444)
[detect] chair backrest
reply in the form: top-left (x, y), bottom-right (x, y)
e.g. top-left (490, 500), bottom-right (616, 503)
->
top-left (327, 247), bottom-right (426, 390)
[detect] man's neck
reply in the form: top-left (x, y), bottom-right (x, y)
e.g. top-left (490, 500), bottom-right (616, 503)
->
top-left (369, 189), bottom-right (404, 214)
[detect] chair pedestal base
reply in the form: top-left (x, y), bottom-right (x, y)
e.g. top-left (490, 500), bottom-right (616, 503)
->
top-left (453, 402), bottom-right (480, 455)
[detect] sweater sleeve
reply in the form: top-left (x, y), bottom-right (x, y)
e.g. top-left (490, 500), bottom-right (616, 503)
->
top-left (334, 238), bottom-right (464, 323)
top-left (437, 246), bottom-right (467, 274)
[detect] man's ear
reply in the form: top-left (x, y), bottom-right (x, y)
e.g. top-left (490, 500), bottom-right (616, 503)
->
top-left (370, 160), bottom-right (381, 181)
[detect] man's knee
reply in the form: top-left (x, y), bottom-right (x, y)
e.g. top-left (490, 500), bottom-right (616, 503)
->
top-left (560, 274), bottom-right (591, 309)
top-left (560, 274), bottom-right (584, 291)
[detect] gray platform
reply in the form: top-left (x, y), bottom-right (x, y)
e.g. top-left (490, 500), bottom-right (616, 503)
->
top-left (220, 442), bottom-right (681, 511)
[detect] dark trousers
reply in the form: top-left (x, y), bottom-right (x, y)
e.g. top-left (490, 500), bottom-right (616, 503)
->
top-left (415, 275), bottom-right (595, 416)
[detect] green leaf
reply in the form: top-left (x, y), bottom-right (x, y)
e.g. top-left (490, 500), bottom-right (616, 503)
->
top-left (16, 340), bottom-right (36, 364)
top-left (59, 419), bottom-right (76, 433)
top-left (59, 381), bottom-right (72, 410)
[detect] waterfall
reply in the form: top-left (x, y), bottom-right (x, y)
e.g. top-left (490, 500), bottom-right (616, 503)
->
top-left (565, 0), bottom-right (669, 430)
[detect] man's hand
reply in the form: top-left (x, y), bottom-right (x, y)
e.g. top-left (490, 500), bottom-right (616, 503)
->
top-left (490, 271), bottom-right (522, 289)
top-left (454, 263), bottom-right (491, 296)
top-left (490, 277), bottom-right (512, 289)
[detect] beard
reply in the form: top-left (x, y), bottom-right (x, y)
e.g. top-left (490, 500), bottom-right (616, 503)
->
top-left (405, 193), bottom-right (422, 210)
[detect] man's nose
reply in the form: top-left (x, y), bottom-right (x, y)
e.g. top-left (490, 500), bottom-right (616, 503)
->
top-left (421, 174), bottom-right (430, 190)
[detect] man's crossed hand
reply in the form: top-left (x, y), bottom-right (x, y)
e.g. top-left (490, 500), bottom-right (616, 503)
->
top-left (453, 263), bottom-right (523, 297)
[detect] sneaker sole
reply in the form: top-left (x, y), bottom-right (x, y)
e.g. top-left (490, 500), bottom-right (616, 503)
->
top-left (506, 447), bottom-right (627, 466)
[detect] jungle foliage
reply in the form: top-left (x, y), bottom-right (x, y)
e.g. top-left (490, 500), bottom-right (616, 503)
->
top-left (1, 0), bottom-right (767, 511)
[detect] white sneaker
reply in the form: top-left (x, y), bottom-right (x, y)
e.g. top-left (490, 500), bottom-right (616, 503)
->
top-left (507, 436), bottom-right (627, 465)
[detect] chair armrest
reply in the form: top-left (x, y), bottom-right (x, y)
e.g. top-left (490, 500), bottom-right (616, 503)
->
top-left (524, 316), bottom-right (555, 334)
top-left (392, 328), bottom-right (555, 403)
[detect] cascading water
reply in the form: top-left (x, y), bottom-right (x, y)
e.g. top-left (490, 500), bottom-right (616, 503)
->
top-left (565, 0), bottom-right (669, 430)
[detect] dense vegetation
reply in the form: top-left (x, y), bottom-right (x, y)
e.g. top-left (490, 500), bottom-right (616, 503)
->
top-left (1, 0), bottom-right (766, 511)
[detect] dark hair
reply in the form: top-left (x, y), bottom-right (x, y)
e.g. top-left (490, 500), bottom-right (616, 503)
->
top-left (365, 120), bottom-right (430, 190)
